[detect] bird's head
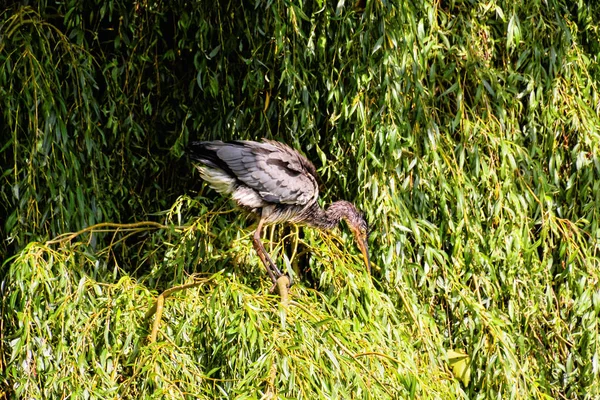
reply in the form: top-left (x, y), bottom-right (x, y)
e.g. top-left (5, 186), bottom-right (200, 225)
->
top-left (345, 206), bottom-right (371, 274)
top-left (323, 200), bottom-right (371, 274)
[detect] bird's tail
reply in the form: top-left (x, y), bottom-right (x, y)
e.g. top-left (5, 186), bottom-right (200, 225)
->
top-left (188, 141), bottom-right (238, 195)
top-left (187, 141), bottom-right (226, 170)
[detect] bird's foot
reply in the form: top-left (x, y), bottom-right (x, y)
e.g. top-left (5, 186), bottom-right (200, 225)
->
top-left (270, 274), bottom-right (292, 305)
top-left (269, 273), bottom-right (293, 294)
top-left (275, 275), bottom-right (290, 305)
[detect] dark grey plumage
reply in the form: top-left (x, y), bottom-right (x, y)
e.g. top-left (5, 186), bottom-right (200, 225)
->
top-left (188, 139), bottom-right (370, 286)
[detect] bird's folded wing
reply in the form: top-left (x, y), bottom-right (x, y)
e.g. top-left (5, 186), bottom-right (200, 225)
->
top-left (216, 141), bottom-right (318, 206)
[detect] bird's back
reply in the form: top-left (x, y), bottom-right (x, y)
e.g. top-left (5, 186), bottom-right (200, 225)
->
top-left (188, 140), bottom-right (319, 215)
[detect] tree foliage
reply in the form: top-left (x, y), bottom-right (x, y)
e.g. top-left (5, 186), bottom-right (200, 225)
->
top-left (1, 0), bottom-right (600, 398)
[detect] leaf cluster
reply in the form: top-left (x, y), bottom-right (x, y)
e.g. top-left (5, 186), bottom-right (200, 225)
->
top-left (2, 0), bottom-right (600, 399)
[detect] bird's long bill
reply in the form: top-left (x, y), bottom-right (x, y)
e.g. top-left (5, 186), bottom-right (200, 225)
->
top-left (357, 237), bottom-right (371, 275)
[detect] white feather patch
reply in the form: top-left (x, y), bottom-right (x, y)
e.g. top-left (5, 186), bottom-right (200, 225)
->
top-left (197, 166), bottom-right (266, 209)
top-left (232, 186), bottom-right (265, 208)
top-left (196, 166), bottom-right (236, 195)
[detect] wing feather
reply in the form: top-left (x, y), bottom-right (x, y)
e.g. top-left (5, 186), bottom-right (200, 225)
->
top-left (189, 139), bottom-right (319, 206)
top-left (222, 140), bottom-right (318, 205)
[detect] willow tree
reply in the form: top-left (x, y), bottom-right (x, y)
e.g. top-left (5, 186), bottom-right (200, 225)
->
top-left (1, 1), bottom-right (600, 398)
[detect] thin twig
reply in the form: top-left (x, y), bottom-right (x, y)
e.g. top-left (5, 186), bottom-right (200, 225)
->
top-left (46, 221), bottom-right (174, 245)
top-left (146, 278), bottom-right (211, 343)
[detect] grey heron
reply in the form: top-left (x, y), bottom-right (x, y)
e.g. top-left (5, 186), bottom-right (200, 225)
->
top-left (188, 139), bottom-right (370, 289)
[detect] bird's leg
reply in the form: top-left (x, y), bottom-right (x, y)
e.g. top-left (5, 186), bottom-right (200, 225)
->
top-left (252, 219), bottom-right (283, 285)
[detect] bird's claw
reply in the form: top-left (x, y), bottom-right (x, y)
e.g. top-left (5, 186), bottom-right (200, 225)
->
top-left (282, 272), bottom-right (294, 287)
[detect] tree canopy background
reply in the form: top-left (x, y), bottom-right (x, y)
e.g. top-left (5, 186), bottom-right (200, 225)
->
top-left (1, 0), bottom-right (600, 398)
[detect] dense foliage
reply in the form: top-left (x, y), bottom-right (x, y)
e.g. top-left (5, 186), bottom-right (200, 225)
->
top-left (1, 0), bottom-right (600, 398)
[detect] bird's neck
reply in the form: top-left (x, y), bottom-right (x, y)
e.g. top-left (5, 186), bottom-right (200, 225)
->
top-left (305, 200), bottom-right (356, 230)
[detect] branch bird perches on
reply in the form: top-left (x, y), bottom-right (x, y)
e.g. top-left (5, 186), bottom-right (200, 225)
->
top-left (188, 139), bottom-right (371, 290)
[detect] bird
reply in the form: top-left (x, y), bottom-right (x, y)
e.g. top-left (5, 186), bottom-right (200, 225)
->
top-left (187, 139), bottom-right (370, 288)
